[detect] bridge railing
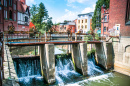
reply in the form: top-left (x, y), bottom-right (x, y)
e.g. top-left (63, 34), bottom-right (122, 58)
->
top-left (4, 31), bottom-right (44, 43)
top-left (45, 32), bottom-right (73, 41)
top-left (3, 31), bottom-right (102, 44)
top-left (45, 32), bottom-right (89, 42)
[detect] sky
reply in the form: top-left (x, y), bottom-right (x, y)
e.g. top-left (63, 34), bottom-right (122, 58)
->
top-left (26, 0), bottom-right (97, 24)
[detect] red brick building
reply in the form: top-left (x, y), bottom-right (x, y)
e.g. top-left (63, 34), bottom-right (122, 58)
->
top-left (101, 6), bottom-right (109, 35)
top-left (108, 0), bottom-right (130, 36)
top-left (0, 0), bottom-right (30, 32)
top-left (108, 0), bottom-right (130, 76)
top-left (52, 21), bottom-right (76, 33)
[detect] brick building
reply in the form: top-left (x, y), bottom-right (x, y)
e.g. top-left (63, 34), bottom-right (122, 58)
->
top-left (108, 0), bottom-right (130, 76)
top-left (0, 0), bottom-right (30, 32)
top-left (53, 21), bottom-right (76, 33)
top-left (101, 6), bottom-right (109, 35)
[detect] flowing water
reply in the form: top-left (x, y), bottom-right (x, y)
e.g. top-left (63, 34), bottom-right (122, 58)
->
top-left (13, 47), bottom-right (130, 86)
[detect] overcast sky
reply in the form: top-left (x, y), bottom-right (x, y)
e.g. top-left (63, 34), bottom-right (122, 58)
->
top-left (26, 0), bottom-right (97, 23)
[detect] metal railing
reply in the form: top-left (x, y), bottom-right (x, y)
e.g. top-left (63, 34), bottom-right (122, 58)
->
top-left (4, 31), bottom-right (43, 43)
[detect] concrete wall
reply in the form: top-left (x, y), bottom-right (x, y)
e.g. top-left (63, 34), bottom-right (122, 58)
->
top-left (113, 37), bottom-right (130, 76)
top-left (95, 42), bottom-right (114, 70)
top-left (71, 43), bottom-right (87, 75)
top-left (40, 44), bottom-right (55, 84)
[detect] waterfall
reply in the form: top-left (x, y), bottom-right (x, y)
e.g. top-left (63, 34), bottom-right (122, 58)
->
top-left (55, 57), bottom-right (81, 84)
top-left (13, 54), bottom-right (104, 85)
top-left (87, 55), bottom-right (104, 76)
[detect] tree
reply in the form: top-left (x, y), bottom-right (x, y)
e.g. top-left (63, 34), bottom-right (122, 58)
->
top-left (46, 17), bottom-right (53, 31)
top-left (92, 0), bottom-right (110, 30)
top-left (30, 2), bottom-right (51, 32)
top-left (30, 4), bottom-right (38, 24)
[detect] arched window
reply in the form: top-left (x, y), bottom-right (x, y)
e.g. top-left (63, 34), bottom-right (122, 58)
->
top-left (126, 0), bottom-right (130, 25)
top-left (9, 10), bottom-right (12, 20)
top-left (125, 45), bottom-right (130, 53)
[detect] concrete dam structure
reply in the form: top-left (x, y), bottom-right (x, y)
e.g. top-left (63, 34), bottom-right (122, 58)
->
top-left (37, 42), bottom-right (114, 84)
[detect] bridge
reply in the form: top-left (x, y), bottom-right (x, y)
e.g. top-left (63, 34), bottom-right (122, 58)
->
top-left (0, 31), bottom-right (116, 84)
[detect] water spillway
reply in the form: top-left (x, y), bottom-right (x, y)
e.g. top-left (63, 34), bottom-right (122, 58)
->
top-left (13, 54), bottom-right (105, 86)
top-left (12, 47), bottom-right (130, 86)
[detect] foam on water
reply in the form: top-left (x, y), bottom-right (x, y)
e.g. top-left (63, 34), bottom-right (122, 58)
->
top-left (65, 73), bottom-right (114, 86)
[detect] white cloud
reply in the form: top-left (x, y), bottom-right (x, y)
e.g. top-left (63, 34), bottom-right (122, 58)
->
top-left (81, 4), bottom-right (96, 13)
top-left (56, 9), bottom-right (78, 23)
top-left (26, 0), bottom-right (36, 6)
top-left (67, 0), bottom-right (89, 3)
top-left (67, 3), bottom-right (78, 8)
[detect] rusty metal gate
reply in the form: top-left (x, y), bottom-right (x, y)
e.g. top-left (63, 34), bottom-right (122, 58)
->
top-left (0, 32), bottom-right (4, 86)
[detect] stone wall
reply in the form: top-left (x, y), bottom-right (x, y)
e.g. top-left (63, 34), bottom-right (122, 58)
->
top-left (113, 37), bottom-right (130, 76)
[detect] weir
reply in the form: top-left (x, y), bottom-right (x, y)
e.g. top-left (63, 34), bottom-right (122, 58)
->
top-left (4, 32), bottom-right (114, 84)
top-left (38, 42), bottom-right (113, 84)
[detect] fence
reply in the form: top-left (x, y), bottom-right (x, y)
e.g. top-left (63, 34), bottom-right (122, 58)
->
top-left (4, 31), bottom-right (43, 43)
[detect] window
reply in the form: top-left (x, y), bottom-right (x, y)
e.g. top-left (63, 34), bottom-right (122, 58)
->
top-left (82, 20), bottom-right (83, 23)
top-left (104, 27), bottom-right (106, 32)
top-left (85, 19), bottom-right (87, 23)
top-left (9, 0), bottom-right (12, 6)
top-left (9, 10), bottom-right (12, 20)
top-left (104, 15), bottom-right (107, 22)
top-left (14, 4), bottom-right (16, 10)
top-left (125, 0), bottom-right (130, 25)
top-left (85, 25), bottom-right (87, 29)
top-left (78, 20), bottom-right (80, 23)
top-left (4, 10), bottom-right (7, 19)
top-left (82, 25), bottom-right (83, 29)
top-left (4, 0), bottom-right (7, 7)
top-left (14, 13), bottom-right (16, 21)
top-left (25, 16), bottom-right (28, 22)
top-left (78, 26), bottom-right (80, 29)
top-left (0, 0), bottom-right (1, 5)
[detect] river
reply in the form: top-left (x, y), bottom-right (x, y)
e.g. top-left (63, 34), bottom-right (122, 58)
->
top-left (13, 45), bottom-right (130, 86)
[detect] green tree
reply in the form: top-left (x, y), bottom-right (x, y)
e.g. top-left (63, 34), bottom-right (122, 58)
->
top-left (30, 4), bottom-right (38, 24)
top-left (30, 2), bottom-right (51, 32)
top-left (92, 0), bottom-right (110, 30)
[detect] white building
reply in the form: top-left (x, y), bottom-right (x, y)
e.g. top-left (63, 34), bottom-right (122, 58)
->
top-left (77, 12), bottom-right (94, 33)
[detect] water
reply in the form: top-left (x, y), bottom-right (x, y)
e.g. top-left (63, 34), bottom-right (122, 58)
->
top-left (13, 47), bottom-right (130, 86)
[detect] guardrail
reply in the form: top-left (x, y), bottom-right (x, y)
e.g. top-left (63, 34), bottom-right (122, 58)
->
top-left (4, 31), bottom-right (43, 43)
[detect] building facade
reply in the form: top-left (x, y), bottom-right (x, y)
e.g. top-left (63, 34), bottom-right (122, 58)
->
top-left (77, 12), bottom-right (93, 33)
top-left (53, 21), bottom-right (76, 33)
top-left (0, 0), bottom-right (30, 32)
top-left (101, 6), bottom-right (109, 36)
top-left (108, 0), bottom-right (130, 76)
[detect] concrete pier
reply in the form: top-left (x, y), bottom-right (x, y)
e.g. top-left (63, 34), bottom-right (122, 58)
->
top-left (72, 43), bottom-right (87, 76)
top-left (40, 44), bottom-right (55, 84)
top-left (95, 42), bottom-right (114, 70)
